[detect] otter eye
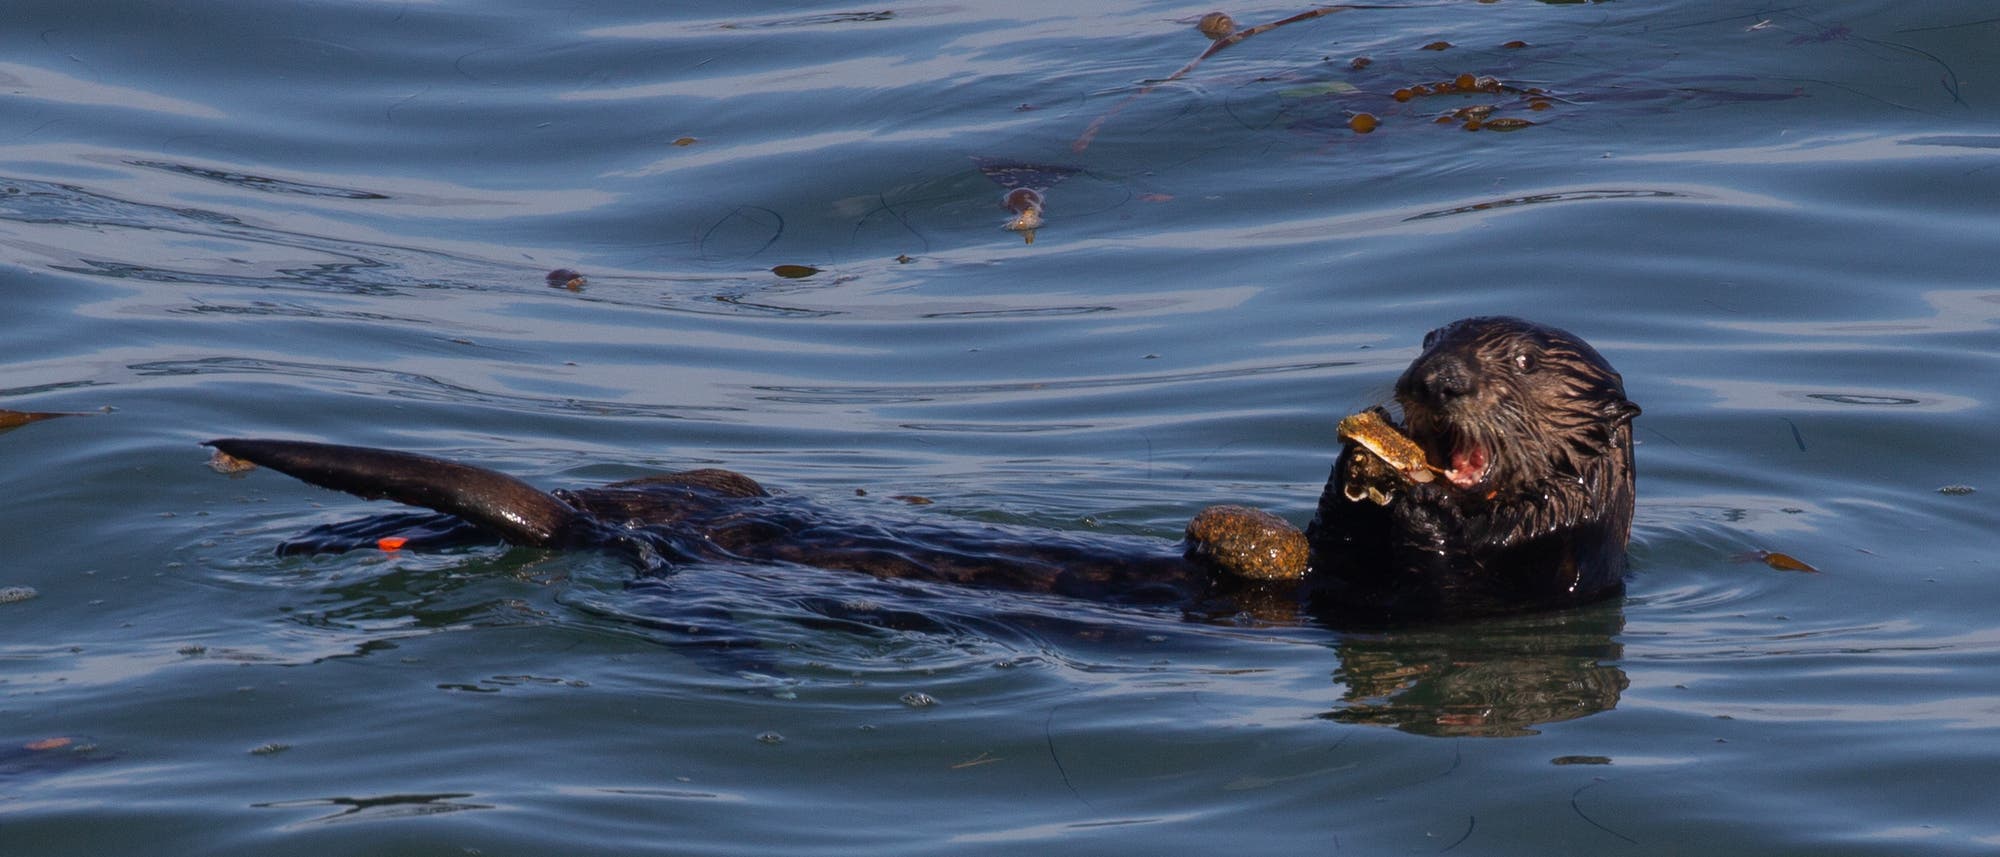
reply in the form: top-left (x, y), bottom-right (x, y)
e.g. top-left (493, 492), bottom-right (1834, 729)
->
top-left (1514, 352), bottom-right (1537, 373)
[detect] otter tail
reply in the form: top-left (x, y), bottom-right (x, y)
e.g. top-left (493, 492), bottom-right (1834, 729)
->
top-left (205, 438), bottom-right (584, 548)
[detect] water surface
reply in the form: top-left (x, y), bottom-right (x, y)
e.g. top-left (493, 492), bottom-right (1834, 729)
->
top-left (4, 1), bottom-right (2000, 854)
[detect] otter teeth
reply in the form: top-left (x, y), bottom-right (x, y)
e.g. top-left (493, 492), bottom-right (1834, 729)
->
top-left (1448, 441), bottom-right (1489, 489)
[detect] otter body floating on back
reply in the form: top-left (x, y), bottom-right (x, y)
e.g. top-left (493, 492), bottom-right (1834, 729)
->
top-left (208, 317), bottom-right (1639, 624)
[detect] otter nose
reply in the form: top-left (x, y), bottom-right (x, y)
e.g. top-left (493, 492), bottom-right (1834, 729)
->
top-left (1408, 354), bottom-right (1476, 404)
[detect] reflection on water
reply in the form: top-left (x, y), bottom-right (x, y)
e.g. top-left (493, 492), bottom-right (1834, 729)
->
top-left (1717, 289), bottom-right (2000, 336)
top-left (231, 538), bottom-right (1634, 740)
top-left (0, 62), bottom-right (225, 118)
top-left (1672, 377), bottom-right (1977, 414)
top-left (1326, 606), bottom-right (1627, 737)
top-left (1403, 188), bottom-right (1699, 222)
top-left (130, 357), bottom-right (747, 421)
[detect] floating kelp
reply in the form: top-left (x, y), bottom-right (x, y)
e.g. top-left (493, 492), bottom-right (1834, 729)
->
top-left (1071, 4), bottom-right (1452, 153)
top-left (1197, 11), bottom-right (1237, 40)
top-left (1276, 55), bottom-right (1806, 138)
top-left (1068, 5), bottom-right (1809, 147)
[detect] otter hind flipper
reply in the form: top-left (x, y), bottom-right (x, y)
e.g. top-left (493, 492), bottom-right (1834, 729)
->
top-left (205, 438), bottom-right (584, 547)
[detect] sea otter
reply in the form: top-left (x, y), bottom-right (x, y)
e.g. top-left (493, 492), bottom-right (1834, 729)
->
top-left (206, 316), bottom-right (1638, 623)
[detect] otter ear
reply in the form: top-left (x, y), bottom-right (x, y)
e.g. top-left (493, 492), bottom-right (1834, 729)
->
top-left (1609, 398), bottom-right (1641, 425)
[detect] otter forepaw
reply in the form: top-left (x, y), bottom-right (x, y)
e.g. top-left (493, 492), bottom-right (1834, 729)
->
top-left (1391, 482), bottom-right (1465, 551)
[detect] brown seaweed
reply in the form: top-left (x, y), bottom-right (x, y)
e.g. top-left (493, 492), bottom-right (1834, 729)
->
top-left (1071, 5), bottom-right (1431, 152)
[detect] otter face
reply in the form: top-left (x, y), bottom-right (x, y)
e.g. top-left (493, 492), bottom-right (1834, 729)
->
top-left (1394, 317), bottom-right (1639, 492)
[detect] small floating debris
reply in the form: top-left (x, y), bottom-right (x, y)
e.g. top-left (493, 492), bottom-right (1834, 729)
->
top-left (1744, 550), bottom-right (1819, 573)
top-left (975, 158), bottom-right (1078, 243)
top-left (1000, 187), bottom-right (1043, 235)
top-left (1938, 484), bottom-right (1976, 496)
top-left (900, 692), bottom-right (938, 708)
top-left (672, 136), bottom-right (699, 147)
top-left (770, 264), bottom-right (820, 279)
top-left (0, 585), bottom-right (37, 604)
top-left (951, 752), bottom-right (1002, 769)
top-left (545, 268), bottom-right (587, 290)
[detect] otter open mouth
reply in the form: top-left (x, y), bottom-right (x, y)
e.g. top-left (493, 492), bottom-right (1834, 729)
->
top-left (1447, 438), bottom-right (1490, 490)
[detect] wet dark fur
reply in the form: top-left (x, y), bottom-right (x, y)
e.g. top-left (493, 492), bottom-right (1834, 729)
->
top-left (1305, 316), bottom-right (1640, 621)
top-left (209, 316), bottom-right (1637, 624)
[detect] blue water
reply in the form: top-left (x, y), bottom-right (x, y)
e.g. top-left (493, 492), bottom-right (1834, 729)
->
top-left (5, 1), bottom-right (2000, 853)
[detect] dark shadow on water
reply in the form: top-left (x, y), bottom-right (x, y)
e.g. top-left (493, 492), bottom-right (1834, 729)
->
top-left (1322, 603), bottom-right (1627, 737)
top-left (253, 793), bottom-right (492, 827)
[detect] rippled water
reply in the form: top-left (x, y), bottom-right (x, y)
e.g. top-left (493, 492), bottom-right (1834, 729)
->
top-left (5, 1), bottom-right (2000, 854)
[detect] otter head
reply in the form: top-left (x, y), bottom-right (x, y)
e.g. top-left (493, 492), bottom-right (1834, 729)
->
top-left (1394, 317), bottom-right (1640, 493)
